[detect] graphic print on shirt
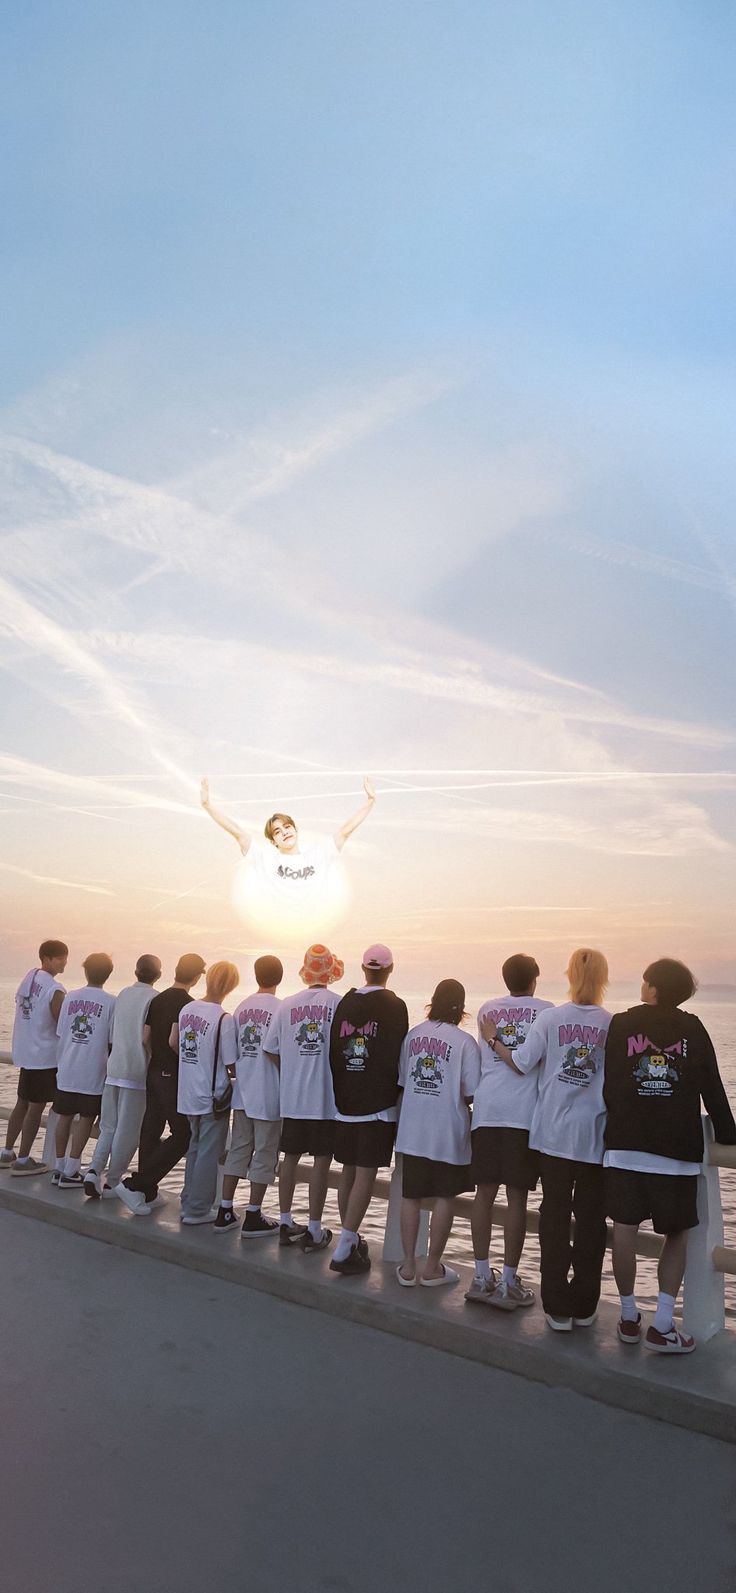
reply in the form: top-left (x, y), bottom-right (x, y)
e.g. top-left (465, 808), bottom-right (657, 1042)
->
top-left (408, 1032), bottom-right (450, 1093)
top-left (181, 1012), bottom-right (211, 1063)
top-left (236, 1007), bottom-right (274, 1057)
top-left (628, 1033), bottom-right (684, 1098)
top-left (290, 1003), bottom-right (333, 1055)
top-left (556, 1022), bottom-right (607, 1088)
top-left (336, 1018), bottom-right (378, 1074)
top-left (68, 999), bottom-right (104, 1044)
top-left (486, 1006), bottom-right (537, 1051)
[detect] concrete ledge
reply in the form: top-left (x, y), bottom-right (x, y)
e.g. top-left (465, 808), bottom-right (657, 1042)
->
top-left (2, 1173), bottom-right (736, 1444)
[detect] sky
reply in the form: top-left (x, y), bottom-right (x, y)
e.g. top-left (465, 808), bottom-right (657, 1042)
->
top-left (1, 0), bottom-right (735, 997)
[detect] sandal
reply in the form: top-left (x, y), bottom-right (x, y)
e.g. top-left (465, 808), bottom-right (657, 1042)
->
top-left (396, 1265), bottom-right (416, 1287)
top-left (420, 1264), bottom-right (460, 1288)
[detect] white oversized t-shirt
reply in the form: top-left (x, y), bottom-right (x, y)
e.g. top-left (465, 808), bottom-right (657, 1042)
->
top-left (12, 968), bottom-right (65, 1070)
top-left (176, 1000), bottom-right (237, 1117)
top-left (397, 1022), bottom-right (481, 1166)
top-left (232, 992), bottom-right (281, 1121)
top-left (56, 987), bottom-right (116, 1095)
top-left (474, 995), bottom-right (555, 1131)
top-left (513, 1002), bottom-right (612, 1164)
top-left (266, 987), bottom-right (340, 1121)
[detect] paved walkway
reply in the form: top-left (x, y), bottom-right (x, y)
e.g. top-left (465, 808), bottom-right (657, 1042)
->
top-left (1, 1210), bottom-right (734, 1593)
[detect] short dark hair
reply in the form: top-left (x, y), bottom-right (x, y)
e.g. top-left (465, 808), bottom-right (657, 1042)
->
top-left (427, 978), bottom-right (467, 1026)
top-left (135, 954), bottom-right (162, 985)
top-left (174, 953), bottom-right (206, 984)
top-left (502, 954), bottom-right (540, 995)
top-left (643, 959), bottom-right (697, 1008)
top-left (254, 954), bottom-right (283, 988)
top-left (39, 939), bottom-right (68, 961)
top-left (83, 952), bottom-right (114, 986)
top-left (264, 812), bottom-right (296, 844)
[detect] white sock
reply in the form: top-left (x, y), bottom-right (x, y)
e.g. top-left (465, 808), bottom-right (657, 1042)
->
top-left (280, 1212), bottom-right (293, 1228)
top-left (221, 1199), bottom-right (233, 1210)
top-left (654, 1291), bottom-right (676, 1333)
top-left (619, 1293), bottom-right (638, 1321)
top-left (474, 1259), bottom-right (491, 1281)
top-left (55, 1157), bottom-right (65, 1173)
top-left (502, 1265), bottom-right (517, 1286)
top-left (308, 1219), bottom-right (323, 1241)
top-left (247, 1203), bottom-right (261, 1213)
top-left (64, 1156), bottom-right (81, 1177)
top-left (333, 1228), bottom-right (358, 1262)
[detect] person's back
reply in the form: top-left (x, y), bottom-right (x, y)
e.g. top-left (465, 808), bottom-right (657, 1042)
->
top-left (13, 966), bottom-right (66, 1071)
top-left (604, 1003), bottom-right (736, 1163)
top-left (85, 956), bottom-right (161, 1201)
top-left (330, 985), bottom-right (408, 1117)
top-left (273, 984), bottom-right (341, 1121)
top-left (107, 982), bottom-right (156, 1088)
top-left (147, 985), bottom-right (192, 1074)
top-left (56, 983), bottom-right (116, 1097)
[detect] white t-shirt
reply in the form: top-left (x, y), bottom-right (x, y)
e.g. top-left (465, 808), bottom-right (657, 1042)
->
top-left (106, 982), bottom-right (157, 1090)
top-left (513, 1002), bottom-right (612, 1165)
top-left (396, 1021), bottom-right (481, 1166)
top-left (603, 1148), bottom-right (700, 1177)
top-left (176, 1000), bottom-right (237, 1117)
top-left (247, 835), bottom-right (339, 897)
top-left (12, 968), bottom-right (65, 1070)
top-left (474, 995), bottom-right (555, 1131)
top-left (266, 986), bottom-right (340, 1121)
top-left (232, 992), bottom-right (281, 1121)
top-left (56, 987), bottom-right (116, 1095)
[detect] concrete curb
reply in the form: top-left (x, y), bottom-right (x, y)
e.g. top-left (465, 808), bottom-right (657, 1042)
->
top-left (2, 1178), bottom-right (736, 1443)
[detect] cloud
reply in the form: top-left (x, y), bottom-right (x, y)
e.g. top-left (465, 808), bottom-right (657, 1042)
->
top-left (0, 861), bottom-right (113, 896)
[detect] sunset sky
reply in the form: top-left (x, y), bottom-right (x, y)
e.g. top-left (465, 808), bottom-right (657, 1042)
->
top-left (1, 1), bottom-right (735, 997)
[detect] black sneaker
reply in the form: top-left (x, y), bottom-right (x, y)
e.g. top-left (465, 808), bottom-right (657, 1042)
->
top-left (357, 1235), bottom-right (369, 1259)
top-left (58, 1171), bottom-right (85, 1189)
top-left (279, 1221), bottom-right (308, 1246)
top-left (300, 1227), bottom-right (333, 1254)
top-left (241, 1210), bottom-right (279, 1238)
top-left (213, 1205), bottom-right (239, 1232)
top-left (330, 1242), bottom-right (371, 1275)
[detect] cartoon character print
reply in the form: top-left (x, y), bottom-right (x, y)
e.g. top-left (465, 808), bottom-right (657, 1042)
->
top-left (343, 1033), bottom-right (369, 1071)
top-left (634, 1051), bottom-right (680, 1096)
top-left (560, 1041), bottom-right (599, 1084)
top-left (19, 993), bottom-right (34, 1020)
top-left (239, 1021), bottom-right (264, 1057)
top-left (71, 1012), bottom-right (95, 1043)
top-left (410, 1051), bottom-right (444, 1091)
top-left (296, 1017), bottom-right (324, 1052)
top-left (182, 1025), bottom-right (199, 1061)
top-left (497, 1019), bottom-right (525, 1051)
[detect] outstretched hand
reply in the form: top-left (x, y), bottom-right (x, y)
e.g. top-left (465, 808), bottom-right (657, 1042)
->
top-left (200, 777), bottom-right (210, 809)
top-left (364, 775), bottom-right (376, 802)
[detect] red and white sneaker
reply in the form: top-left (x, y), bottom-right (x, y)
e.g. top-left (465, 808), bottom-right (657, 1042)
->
top-left (644, 1324), bottom-right (696, 1354)
top-left (617, 1313), bottom-right (642, 1345)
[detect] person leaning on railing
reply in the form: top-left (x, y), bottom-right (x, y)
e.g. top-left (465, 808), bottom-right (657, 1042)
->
top-left (481, 949), bottom-right (611, 1334)
top-left (603, 959), bottom-right (736, 1356)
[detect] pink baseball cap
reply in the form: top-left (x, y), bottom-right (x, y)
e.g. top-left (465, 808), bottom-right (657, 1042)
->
top-left (362, 943), bottom-right (393, 969)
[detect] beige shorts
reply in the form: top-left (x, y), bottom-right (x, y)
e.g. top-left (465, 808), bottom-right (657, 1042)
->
top-left (224, 1111), bottom-right (281, 1184)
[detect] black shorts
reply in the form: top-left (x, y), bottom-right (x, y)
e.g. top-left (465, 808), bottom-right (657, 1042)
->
top-left (401, 1154), bottom-right (474, 1200)
top-left (605, 1167), bottom-right (699, 1235)
top-left (471, 1126), bottom-right (539, 1191)
top-left (17, 1067), bottom-right (57, 1105)
top-left (279, 1117), bottom-right (336, 1158)
top-left (52, 1089), bottom-right (102, 1121)
top-left (334, 1119), bottom-right (396, 1169)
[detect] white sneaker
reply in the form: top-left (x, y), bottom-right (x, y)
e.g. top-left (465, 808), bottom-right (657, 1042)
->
top-left (505, 1274), bottom-right (536, 1307)
top-left (486, 1279), bottom-right (519, 1312)
top-left (464, 1270), bottom-right (499, 1304)
top-left (573, 1311), bottom-right (597, 1327)
top-left (544, 1312), bottom-right (573, 1332)
top-left (181, 1210), bottom-right (217, 1226)
top-left (114, 1183), bottom-right (150, 1215)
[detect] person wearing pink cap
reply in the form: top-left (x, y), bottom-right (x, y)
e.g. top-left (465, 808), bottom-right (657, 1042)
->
top-left (263, 944), bottom-right (343, 1253)
top-left (328, 945), bottom-right (409, 1275)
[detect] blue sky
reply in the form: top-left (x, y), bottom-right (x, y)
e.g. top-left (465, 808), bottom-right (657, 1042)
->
top-left (1, 1), bottom-right (735, 990)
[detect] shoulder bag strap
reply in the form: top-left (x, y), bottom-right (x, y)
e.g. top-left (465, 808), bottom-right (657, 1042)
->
top-left (211, 1014), bottom-right (225, 1101)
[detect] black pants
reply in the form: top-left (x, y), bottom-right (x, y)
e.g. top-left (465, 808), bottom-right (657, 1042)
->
top-left (538, 1154), bottom-right (607, 1318)
top-left (126, 1070), bottom-right (190, 1202)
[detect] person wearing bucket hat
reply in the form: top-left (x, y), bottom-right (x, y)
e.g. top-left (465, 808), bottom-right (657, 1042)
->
top-left (328, 945), bottom-right (409, 1276)
top-left (263, 945), bottom-right (343, 1253)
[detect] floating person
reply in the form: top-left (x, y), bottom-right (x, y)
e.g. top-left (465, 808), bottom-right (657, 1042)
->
top-left (200, 775), bottom-right (376, 934)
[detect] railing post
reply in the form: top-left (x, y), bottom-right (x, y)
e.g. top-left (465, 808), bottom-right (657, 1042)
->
top-left (382, 1153), bottom-right (429, 1264)
top-left (42, 1108), bottom-right (59, 1170)
top-left (682, 1115), bottom-right (726, 1342)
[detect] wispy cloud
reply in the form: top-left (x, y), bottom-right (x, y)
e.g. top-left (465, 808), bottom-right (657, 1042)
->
top-left (0, 861), bottom-right (113, 896)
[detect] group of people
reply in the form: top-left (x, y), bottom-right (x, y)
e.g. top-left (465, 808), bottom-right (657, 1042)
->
top-left (3, 933), bottom-right (735, 1356)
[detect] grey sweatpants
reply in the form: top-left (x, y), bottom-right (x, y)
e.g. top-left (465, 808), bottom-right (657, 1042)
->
top-left (182, 1112), bottom-right (229, 1217)
top-left (90, 1083), bottom-right (147, 1186)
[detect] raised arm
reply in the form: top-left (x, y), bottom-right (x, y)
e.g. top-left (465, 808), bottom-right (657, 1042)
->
top-left (335, 775), bottom-right (376, 853)
top-left (200, 777), bottom-right (252, 856)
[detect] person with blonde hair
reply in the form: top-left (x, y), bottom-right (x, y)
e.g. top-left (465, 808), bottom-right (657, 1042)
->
top-left (171, 960), bottom-right (239, 1225)
top-left (482, 949), bottom-right (612, 1332)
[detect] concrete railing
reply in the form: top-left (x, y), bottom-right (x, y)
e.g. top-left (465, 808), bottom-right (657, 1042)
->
top-left (1, 1054), bottom-right (732, 1340)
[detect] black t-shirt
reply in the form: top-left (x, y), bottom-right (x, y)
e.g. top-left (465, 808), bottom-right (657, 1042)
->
top-left (146, 986), bottom-right (193, 1076)
top-left (329, 987), bottom-right (409, 1115)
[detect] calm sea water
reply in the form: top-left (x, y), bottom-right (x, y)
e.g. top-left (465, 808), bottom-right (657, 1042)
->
top-left (1, 979), bottom-right (734, 1317)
